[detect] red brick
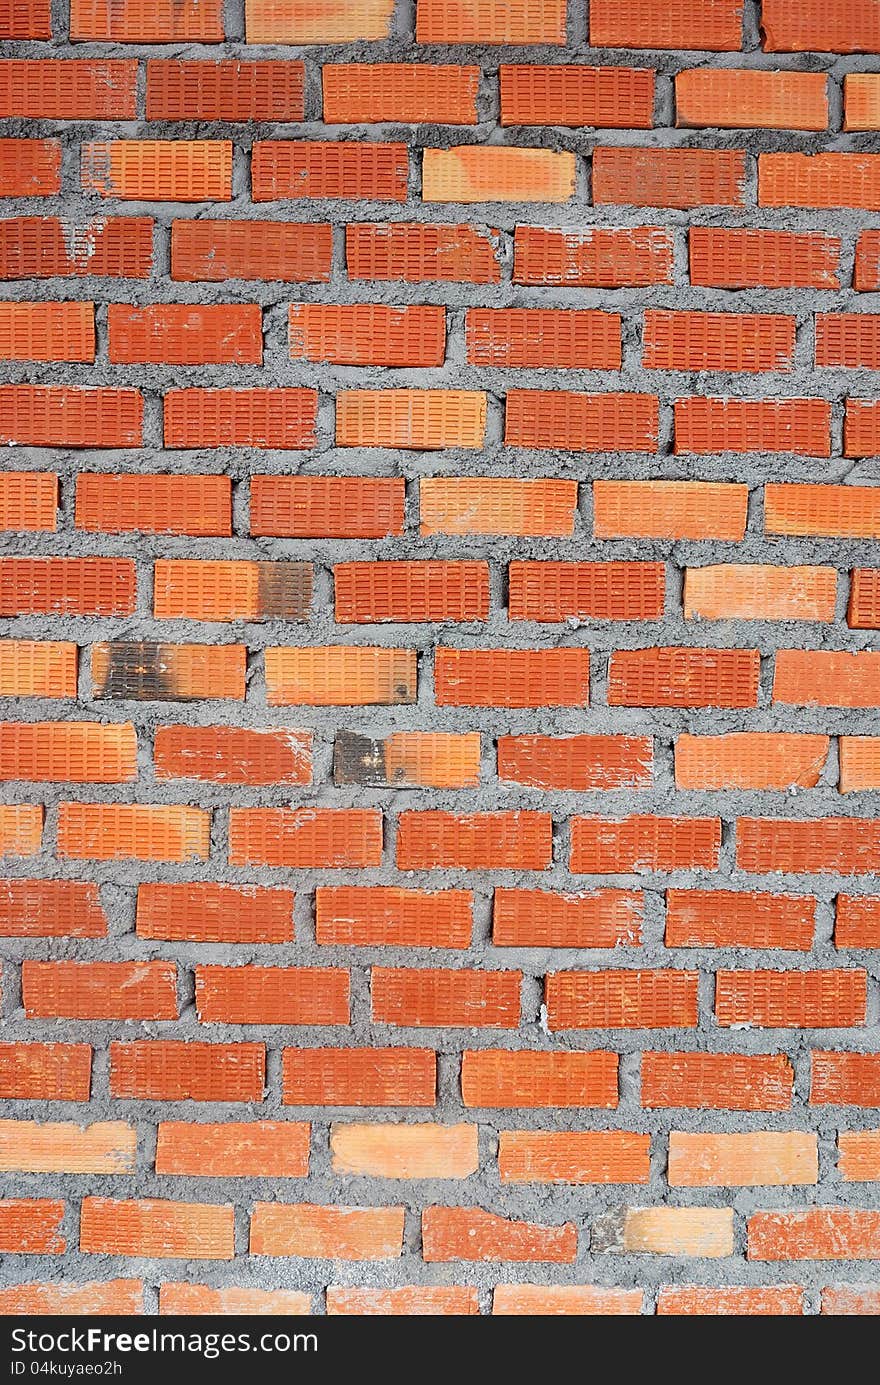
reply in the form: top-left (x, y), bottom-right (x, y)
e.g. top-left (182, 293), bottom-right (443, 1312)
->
top-left (0, 1043), bottom-right (91, 1102)
top-left (290, 303), bottom-right (445, 367)
top-left (251, 476), bottom-right (404, 539)
top-left (505, 390), bottom-right (659, 452)
top-left (22, 961), bottom-right (177, 1021)
top-left (147, 60), bottom-right (303, 121)
top-left (397, 810), bottom-right (552, 871)
top-left (316, 887), bottom-right (472, 949)
top-left (759, 153), bottom-right (880, 210)
top-left (748, 1209), bottom-right (880, 1261)
top-left (689, 227), bottom-right (839, 290)
top-left (492, 888), bottom-right (643, 948)
top-left (154, 725), bottom-right (311, 786)
top-left (416, 0), bottom-right (566, 43)
top-left (0, 139), bottom-right (60, 197)
top-left (608, 647), bottom-right (759, 708)
top-left (347, 222), bottom-right (500, 284)
top-left (0, 217), bottom-right (152, 281)
top-left (195, 965), bottom-right (349, 1026)
top-left (594, 480), bottom-right (748, 539)
top-left (817, 313), bottom-right (880, 368)
top-left (0, 641), bottom-right (75, 704)
top-left (109, 304), bottom-right (262, 367)
top-left (328, 1287), bottom-right (477, 1316)
top-left (82, 141), bottom-right (232, 202)
top-left (641, 1052), bottom-right (794, 1110)
top-left (264, 646), bottom-right (416, 707)
top-left (253, 141), bottom-right (407, 202)
top-left (836, 895), bottom-right (880, 947)
top-left (590, 0), bottom-right (742, 48)
top-left (677, 69), bottom-right (827, 130)
top-left (334, 561), bottom-right (488, 624)
top-left (774, 650), bottom-right (880, 708)
top-left (593, 147), bottom-right (746, 208)
top-left (229, 807), bottom-right (382, 868)
top-left (76, 474), bottom-right (231, 536)
top-left (716, 970), bottom-right (867, 1028)
top-left (513, 225), bottom-right (673, 287)
top-left (81, 1198), bottom-right (234, 1260)
top-left (0, 472), bottom-right (56, 531)
top-left (675, 396), bottom-right (831, 456)
top-left (338, 389), bottom-right (485, 449)
top-left (250, 1203), bottom-right (404, 1260)
top-left (658, 1286), bottom-right (804, 1316)
top-left (738, 817), bottom-right (880, 875)
top-left (159, 1284), bottom-right (309, 1315)
top-left (497, 734), bottom-right (652, 791)
top-left (0, 721), bottom-right (137, 784)
top-left (854, 230), bottom-right (880, 291)
top-left (666, 889), bottom-right (815, 950)
top-left (110, 1041), bottom-right (265, 1103)
top-left (0, 879), bottom-right (106, 938)
top-left (0, 385), bottom-right (142, 448)
top-left (0, 556), bottom-right (135, 617)
top-left (0, 1281), bottom-right (142, 1316)
top-left (0, 1201), bottom-right (65, 1254)
top-left (422, 1206), bottom-right (576, 1264)
top-left (501, 65), bottom-right (653, 128)
top-left (674, 732), bottom-right (829, 790)
top-left (462, 1049), bottom-right (618, 1108)
top-left (323, 63), bottom-right (478, 124)
top-left (822, 1287), bottom-right (880, 1315)
top-left (493, 1285), bottom-right (642, 1315)
top-left (498, 1130), bottom-right (650, 1185)
top-left (71, 0), bottom-right (223, 40)
top-left (57, 803), bottom-right (210, 863)
top-left (172, 220), bottom-right (331, 284)
top-left (0, 60), bottom-right (137, 119)
top-left (282, 1048), bottom-right (436, 1107)
top-left (811, 1052), bottom-right (880, 1106)
top-left (420, 477), bottom-right (577, 537)
top-left (571, 816), bottom-right (721, 873)
top-left (765, 483), bottom-right (880, 537)
top-left (137, 882), bottom-right (294, 945)
top-left (508, 561), bottom-right (665, 623)
top-left (0, 0), bottom-right (50, 38)
top-left (761, 0), bottom-right (880, 52)
top-left (467, 308), bottom-right (620, 369)
top-left (435, 647), bottom-right (590, 708)
top-left (246, 0), bottom-right (393, 42)
top-left (849, 570), bottom-right (880, 629)
top-left (371, 967), bottom-right (520, 1028)
top-left (644, 310), bottom-right (795, 372)
top-left (548, 970), bottom-right (698, 1030)
top-left (164, 388), bottom-right (317, 450)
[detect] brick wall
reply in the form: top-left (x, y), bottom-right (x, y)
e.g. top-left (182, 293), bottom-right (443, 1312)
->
top-left (0, 0), bottom-right (879, 1317)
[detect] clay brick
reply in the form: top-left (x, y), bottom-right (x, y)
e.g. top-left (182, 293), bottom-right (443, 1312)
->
top-left (675, 396), bottom-right (831, 456)
top-left (493, 1285), bottom-right (642, 1315)
top-left (109, 304), bottom-right (262, 367)
top-left (677, 69), bottom-right (827, 130)
top-left (0, 472), bottom-right (56, 531)
top-left (608, 647), bottom-right (759, 708)
top-left (683, 565), bottom-right (835, 621)
top-left (316, 886), bottom-right (473, 948)
top-left (822, 1287), bottom-right (880, 1315)
top-left (668, 1132), bottom-right (817, 1187)
top-left (0, 1201), bottom-right (65, 1254)
top-left (323, 64), bottom-right (478, 124)
top-left (0, 59), bottom-right (137, 119)
top-left (264, 646), bottom-right (416, 706)
top-left (642, 1051), bottom-right (794, 1110)
top-left (838, 1131), bottom-right (880, 1182)
top-left (157, 1121), bottom-right (310, 1179)
top-left (658, 1286), bottom-right (803, 1316)
top-left (0, 641), bottom-right (77, 699)
top-left (0, 217), bottom-right (152, 281)
top-left (773, 650), bottom-right (880, 708)
top-left (282, 1047), bottom-right (436, 1107)
top-left (137, 882), bottom-right (294, 945)
top-left (849, 570), bottom-right (880, 629)
top-left (172, 220), bottom-right (331, 284)
top-left (689, 227), bottom-right (839, 290)
top-left (147, 60), bottom-right (304, 122)
top-left (513, 225), bottom-right (673, 287)
top-left (590, 0), bottom-right (742, 48)
top-left (80, 1198), bottom-right (234, 1260)
top-left (291, 303), bottom-right (445, 368)
top-left (500, 65), bottom-right (654, 128)
top-left (372, 966), bottom-right (520, 1028)
top-left (665, 888), bottom-right (815, 950)
top-left (82, 142), bottom-right (232, 202)
top-left (738, 817), bottom-right (880, 875)
top-left (748, 1209), bottom-right (880, 1261)
top-left (165, 388), bottom-right (318, 449)
top-left (593, 147), bottom-right (746, 208)
top-left (57, 803), bottom-right (211, 863)
top-left (337, 389), bottom-right (485, 449)
top-left (571, 815), bottom-right (721, 873)
top-left (329, 1287), bottom-right (478, 1315)
top-left (110, 1041), bottom-right (265, 1103)
top-left (546, 970), bottom-right (698, 1030)
top-left (229, 807), bottom-right (382, 868)
top-left (0, 300), bottom-right (93, 364)
top-left (836, 894), bottom-right (880, 946)
top-left (420, 477), bottom-right (577, 537)
top-left (846, 399), bottom-right (880, 457)
top-left (195, 965), bottom-right (349, 1026)
top-left (0, 556), bottom-right (134, 618)
top-left (461, 1049), bottom-right (618, 1108)
top-left (71, 0), bottom-right (223, 40)
top-left (0, 1043), bottom-right (91, 1102)
top-left (466, 308), bottom-right (621, 369)
top-left (759, 153), bottom-right (880, 209)
top-left (0, 385), bottom-right (142, 448)
top-left (0, 1120), bottom-right (135, 1174)
top-left (335, 562), bottom-right (488, 624)
top-left (498, 1131), bottom-right (650, 1185)
top-left (422, 1206), bottom-right (576, 1264)
top-left (334, 731), bottom-right (480, 790)
top-left (251, 476), bottom-right (404, 538)
top-left (844, 74), bottom-right (880, 130)
top-left (76, 474), bottom-right (231, 536)
top-left (154, 726), bottom-right (311, 786)
top-left (715, 970), bottom-right (867, 1027)
top-left (675, 731), bottom-right (829, 791)
top-left (492, 888), bottom-right (643, 948)
top-left (416, 0), bottom-right (566, 43)
top-left (0, 805), bottom-right (42, 857)
top-left (435, 647), bottom-right (590, 708)
top-left (497, 734), bottom-right (653, 791)
top-left (0, 139), bottom-right (60, 197)
top-left (250, 1203), bottom-right (404, 1259)
top-left (0, 879), bottom-right (106, 939)
top-left (0, 0), bottom-right (50, 37)
top-left (644, 310), bottom-right (795, 372)
top-left (505, 390), bottom-right (659, 452)
top-left (594, 480), bottom-right (748, 539)
top-left (761, 0), bottom-right (880, 52)
top-left (347, 222), bottom-right (501, 284)
top-left (154, 559), bottom-right (311, 622)
top-left (0, 721), bottom-right (137, 784)
top-left (252, 141), bottom-right (407, 201)
top-left (811, 1052), bottom-right (880, 1106)
top-left (397, 810), bottom-right (552, 871)
top-left (330, 1123), bottom-right (478, 1179)
top-left (509, 561), bottom-right (664, 624)
top-left (0, 1281), bottom-right (142, 1316)
top-left (817, 313), bottom-right (880, 368)
top-left (423, 147), bottom-right (575, 203)
top-left (159, 1284), bottom-right (309, 1315)
top-left (91, 642), bottom-right (246, 702)
top-left (599, 1207), bottom-right (733, 1257)
top-left (765, 483), bottom-right (880, 538)
top-left (854, 231), bottom-right (880, 291)
top-left (841, 736), bottom-right (880, 793)
top-left (246, 0), bottom-right (393, 42)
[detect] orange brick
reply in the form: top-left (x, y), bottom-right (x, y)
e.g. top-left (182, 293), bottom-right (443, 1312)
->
top-left (154, 726), bottom-right (311, 786)
top-left (593, 147), bottom-right (746, 208)
top-left (110, 1041), bottom-right (265, 1103)
top-left (76, 474), bottom-right (230, 536)
top-left (229, 807), bottom-right (382, 869)
top-left (817, 313), bottom-right (880, 368)
top-left (0, 139), bottom-right (60, 197)
top-left (337, 389), bottom-right (485, 449)
top-left (146, 59), bottom-right (303, 121)
top-left (323, 64), bottom-right (478, 124)
top-left (91, 642), bottom-right (245, 702)
top-left (505, 390), bottom-right (658, 452)
top-left (334, 561), bottom-right (487, 625)
top-left (81, 1198), bottom-right (233, 1260)
top-left (845, 74), bottom-right (880, 130)
top-left (0, 1201), bottom-right (65, 1254)
top-left (513, 225), bottom-right (673, 287)
top-left (571, 815), bottom-right (721, 873)
top-left (497, 734), bottom-right (652, 791)
top-left (57, 802), bottom-right (210, 863)
top-left (71, 0), bottom-right (223, 40)
top-left (347, 222), bottom-right (501, 284)
top-left (328, 1287), bottom-right (478, 1315)
top-left (0, 1281), bottom-right (142, 1316)
top-left (0, 722), bottom-right (137, 785)
top-left (0, 385), bottom-right (142, 448)
top-left (822, 1287), bottom-right (880, 1315)
top-left (836, 895), bottom-right (880, 947)
top-left (668, 1132), bottom-right (817, 1187)
top-left (499, 1131), bottom-right (650, 1185)
top-left (594, 480), bottom-right (747, 539)
top-left (23, 960), bottom-right (177, 1021)
top-left (0, 1120), bottom-right (135, 1174)
top-left (762, 0), bottom-right (880, 52)
top-left (509, 561), bottom-right (664, 624)
top-left (644, 309), bottom-right (795, 372)
top-left (847, 398), bottom-right (880, 456)
top-left (165, 388), bottom-right (317, 449)
top-left (493, 1285), bottom-right (642, 1315)
top-left (658, 1286), bottom-right (803, 1316)
top-left (173, 219), bottom-right (331, 284)
top-left (264, 646), bottom-right (416, 707)
top-left (195, 965), bottom-right (349, 1026)
top-left (765, 483), bottom-right (880, 538)
top-left (0, 0), bottom-right (50, 37)
top-left (251, 1203), bottom-right (404, 1260)
top-left (590, 0), bottom-right (742, 48)
top-left (397, 810), bottom-right (552, 871)
top-left (334, 731), bottom-right (480, 790)
top-left (82, 141), bottom-right (232, 202)
top-left (0, 641), bottom-right (76, 699)
top-left (109, 304), bottom-right (262, 366)
top-left (423, 146), bottom-right (575, 203)
top-left (665, 888), bottom-right (815, 950)
top-left (606, 1207), bottom-right (733, 1257)
top-left (738, 817), bottom-right (880, 875)
top-left (0, 473), bottom-right (56, 532)
top-left (500, 65), bottom-right (654, 128)
top-left (0, 216), bottom-right (152, 281)
top-left (0, 556), bottom-right (134, 617)
top-left (372, 967), bottom-right (520, 1028)
top-left (252, 141), bottom-right (407, 202)
top-left (854, 231), bottom-right (880, 291)
top-left (642, 1051), bottom-right (794, 1111)
top-left (689, 227), bottom-right (839, 291)
top-left (154, 558), bottom-right (311, 622)
top-left (716, 970), bottom-right (867, 1027)
top-left (155, 1122), bottom-right (309, 1178)
top-left (492, 888), bottom-right (643, 948)
top-left (0, 301), bottom-right (93, 363)
top-left (159, 1284), bottom-right (309, 1315)
top-left (0, 59), bottom-right (136, 119)
top-left (420, 477), bottom-right (577, 537)
top-left (461, 1049), bottom-right (618, 1109)
top-left (546, 970), bottom-right (698, 1030)
top-left (246, 0), bottom-right (394, 42)
top-left (466, 308), bottom-right (620, 369)
top-left (330, 1123), bottom-right (478, 1179)
top-left (0, 805), bottom-right (42, 857)
top-left (675, 732), bottom-right (829, 791)
top-left (316, 886), bottom-right (472, 948)
top-left (677, 69), bottom-right (827, 130)
top-left (773, 650), bottom-right (880, 708)
top-left (423, 1206), bottom-right (575, 1264)
top-left (759, 153), bottom-right (880, 209)
top-left (838, 1131), bottom-right (880, 1181)
top-left (849, 570), bottom-right (880, 629)
top-left (675, 396), bottom-right (831, 456)
top-left (811, 1051), bottom-right (880, 1106)
top-left (0, 1043), bottom-right (91, 1102)
top-left (609, 647), bottom-right (759, 708)
top-left (290, 303), bottom-right (445, 367)
top-left (749, 1209), bottom-right (880, 1261)
top-left (416, 0), bottom-right (565, 42)
top-left (0, 879), bottom-right (106, 939)
top-left (684, 565), bottom-right (835, 621)
top-left (435, 647), bottom-right (590, 708)
top-left (137, 882), bottom-right (294, 945)
top-left (282, 1047), bottom-right (436, 1107)
top-left (251, 476), bottom-right (404, 538)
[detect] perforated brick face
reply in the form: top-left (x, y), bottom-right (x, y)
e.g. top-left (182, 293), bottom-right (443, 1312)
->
top-left (1, 0), bottom-right (880, 1321)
